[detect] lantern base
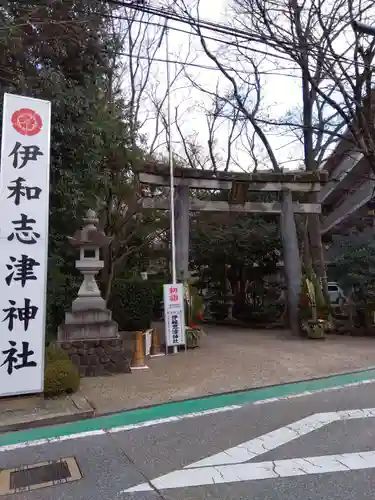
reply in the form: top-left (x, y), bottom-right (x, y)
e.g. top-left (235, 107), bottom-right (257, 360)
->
top-left (57, 337), bottom-right (131, 377)
top-left (72, 295), bottom-right (107, 312)
top-left (57, 308), bottom-right (118, 341)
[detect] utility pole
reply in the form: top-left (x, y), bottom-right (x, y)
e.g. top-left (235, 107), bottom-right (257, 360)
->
top-left (165, 22), bottom-right (179, 355)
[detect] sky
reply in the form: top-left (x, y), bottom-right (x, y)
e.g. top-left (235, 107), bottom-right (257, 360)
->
top-left (122, 0), bottom-right (316, 172)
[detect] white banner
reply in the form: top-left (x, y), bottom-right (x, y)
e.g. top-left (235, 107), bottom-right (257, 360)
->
top-left (0, 94), bottom-right (51, 397)
top-left (163, 283), bottom-right (186, 347)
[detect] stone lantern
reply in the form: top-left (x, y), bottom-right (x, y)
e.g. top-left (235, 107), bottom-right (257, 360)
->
top-left (57, 209), bottom-right (131, 376)
top-left (68, 209), bottom-right (110, 312)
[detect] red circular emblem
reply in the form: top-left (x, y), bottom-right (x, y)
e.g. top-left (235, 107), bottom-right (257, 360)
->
top-left (11, 108), bottom-right (43, 136)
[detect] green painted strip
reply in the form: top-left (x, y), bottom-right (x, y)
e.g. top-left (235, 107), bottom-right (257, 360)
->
top-left (1, 368), bottom-right (375, 448)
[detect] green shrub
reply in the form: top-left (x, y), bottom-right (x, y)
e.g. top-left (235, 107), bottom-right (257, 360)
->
top-left (209, 300), bottom-right (228, 320)
top-left (45, 343), bottom-right (70, 364)
top-left (110, 279), bottom-right (155, 331)
top-left (150, 280), bottom-right (164, 318)
top-left (44, 359), bottom-right (80, 396)
top-left (233, 303), bottom-right (282, 323)
top-left (189, 286), bottom-right (204, 322)
top-left (46, 263), bottom-right (79, 343)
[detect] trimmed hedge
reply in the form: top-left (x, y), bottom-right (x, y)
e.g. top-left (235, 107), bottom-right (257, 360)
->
top-left (44, 359), bottom-right (80, 396)
top-left (45, 343), bottom-right (70, 364)
top-left (110, 279), bottom-right (161, 331)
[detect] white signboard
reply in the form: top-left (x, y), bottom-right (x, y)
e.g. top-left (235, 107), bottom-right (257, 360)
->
top-left (144, 328), bottom-right (152, 356)
top-left (163, 283), bottom-right (185, 347)
top-left (0, 94), bottom-right (51, 397)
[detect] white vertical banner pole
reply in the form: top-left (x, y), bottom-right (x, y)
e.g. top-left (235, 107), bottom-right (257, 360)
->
top-left (0, 94), bottom-right (51, 397)
top-left (165, 23), bottom-right (178, 354)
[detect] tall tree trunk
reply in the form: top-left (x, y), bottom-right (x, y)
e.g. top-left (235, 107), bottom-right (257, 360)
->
top-left (101, 245), bottom-right (115, 302)
top-left (308, 212), bottom-right (329, 299)
top-left (103, 262), bottom-right (115, 302)
top-left (292, 0), bottom-right (329, 304)
top-left (307, 189), bottom-right (329, 305)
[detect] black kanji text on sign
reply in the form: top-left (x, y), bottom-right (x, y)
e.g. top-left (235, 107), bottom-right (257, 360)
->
top-left (9, 142), bottom-right (43, 169)
top-left (1, 341), bottom-right (37, 375)
top-left (171, 313), bottom-right (179, 344)
top-left (7, 177), bottom-right (42, 206)
top-left (5, 254), bottom-right (40, 287)
top-left (7, 213), bottom-right (40, 244)
top-left (3, 298), bottom-right (38, 332)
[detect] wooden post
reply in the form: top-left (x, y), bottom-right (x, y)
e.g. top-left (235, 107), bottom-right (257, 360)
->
top-left (175, 185), bottom-right (190, 281)
top-left (150, 328), bottom-right (165, 357)
top-left (131, 331), bottom-right (148, 370)
top-left (280, 190), bottom-right (302, 335)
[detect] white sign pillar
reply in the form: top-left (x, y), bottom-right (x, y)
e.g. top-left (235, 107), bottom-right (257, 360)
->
top-left (163, 283), bottom-right (186, 350)
top-left (0, 93), bottom-right (51, 397)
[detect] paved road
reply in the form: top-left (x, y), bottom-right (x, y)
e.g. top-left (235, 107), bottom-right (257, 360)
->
top-left (2, 382), bottom-right (375, 499)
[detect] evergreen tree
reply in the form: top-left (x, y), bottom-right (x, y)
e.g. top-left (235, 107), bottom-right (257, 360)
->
top-left (0, 1), bottom-right (134, 335)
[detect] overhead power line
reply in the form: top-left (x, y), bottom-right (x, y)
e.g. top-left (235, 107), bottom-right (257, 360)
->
top-left (100, 10), bottom-right (295, 63)
top-left (102, 0), bottom-right (375, 72)
top-left (5, 1), bottom-right (373, 82)
top-left (104, 0), bottom-right (306, 53)
top-left (99, 10), bottom-right (300, 64)
top-left (105, 0), bottom-right (263, 40)
top-left (11, 1), bottom-right (374, 74)
top-left (114, 49), bottom-right (302, 78)
top-left (115, 21), bottom-right (373, 73)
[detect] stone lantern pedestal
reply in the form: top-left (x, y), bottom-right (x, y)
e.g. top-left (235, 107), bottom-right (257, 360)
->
top-left (57, 210), bottom-right (131, 376)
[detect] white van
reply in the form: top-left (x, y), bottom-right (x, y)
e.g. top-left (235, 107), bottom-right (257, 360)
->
top-left (327, 282), bottom-right (346, 306)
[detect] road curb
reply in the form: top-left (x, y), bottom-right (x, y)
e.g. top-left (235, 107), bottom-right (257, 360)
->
top-left (2, 367), bottom-right (375, 437)
top-left (0, 392), bottom-right (95, 435)
top-left (0, 367), bottom-right (375, 441)
top-left (0, 408), bottom-right (95, 434)
top-left (79, 365), bottom-right (375, 420)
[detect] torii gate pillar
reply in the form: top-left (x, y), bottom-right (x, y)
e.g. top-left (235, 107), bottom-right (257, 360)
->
top-left (281, 190), bottom-right (301, 336)
top-left (175, 185), bottom-right (190, 281)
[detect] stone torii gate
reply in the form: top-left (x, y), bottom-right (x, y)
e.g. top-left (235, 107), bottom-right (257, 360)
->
top-left (139, 165), bottom-right (327, 335)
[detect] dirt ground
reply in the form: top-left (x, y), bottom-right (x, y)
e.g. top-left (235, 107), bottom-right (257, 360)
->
top-left (80, 325), bottom-right (375, 414)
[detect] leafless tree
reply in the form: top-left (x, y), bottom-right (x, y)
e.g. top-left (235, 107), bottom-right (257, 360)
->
top-left (227, 0), bottom-right (375, 167)
top-left (173, 0), bottom-right (375, 300)
top-left (174, 92), bottom-right (251, 172)
top-left (173, 49), bottom-right (275, 172)
top-left (233, 0), bottom-right (375, 294)
top-left (97, 7), bottom-right (174, 298)
top-left (174, 104), bottom-right (212, 169)
top-left (110, 6), bottom-right (167, 149)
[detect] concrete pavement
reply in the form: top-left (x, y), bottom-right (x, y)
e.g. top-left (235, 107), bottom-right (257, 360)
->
top-left (2, 381), bottom-right (375, 499)
top-left (0, 392), bottom-right (94, 433)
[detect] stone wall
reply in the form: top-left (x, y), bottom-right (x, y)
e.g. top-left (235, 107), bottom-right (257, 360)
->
top-left (58, 338), bottom-right (131, 377)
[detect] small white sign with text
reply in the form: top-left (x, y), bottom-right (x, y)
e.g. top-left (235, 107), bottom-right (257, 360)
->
top-left (163, 283), bottom-right (185, 347)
